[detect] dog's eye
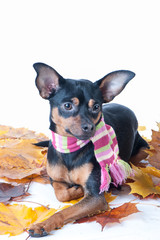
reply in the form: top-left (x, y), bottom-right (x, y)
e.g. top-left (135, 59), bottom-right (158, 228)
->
top-left (64, 103), bottom-right (73, 110)
top-left (92, 104), bottom-right (100, 113)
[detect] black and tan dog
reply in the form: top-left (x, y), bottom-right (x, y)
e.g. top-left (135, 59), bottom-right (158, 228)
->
top-left (29, 63), bottom-right (148, 237)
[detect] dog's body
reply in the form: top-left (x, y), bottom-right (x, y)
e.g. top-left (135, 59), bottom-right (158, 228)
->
top-left (29, 63), bottom-right (148, 237)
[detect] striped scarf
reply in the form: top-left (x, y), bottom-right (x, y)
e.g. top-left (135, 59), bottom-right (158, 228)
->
top-left (51, 116), bottom-right (132, 193)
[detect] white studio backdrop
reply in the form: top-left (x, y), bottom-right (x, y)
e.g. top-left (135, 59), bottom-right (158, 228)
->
top-left (0, 0), bottom-right (159, 135)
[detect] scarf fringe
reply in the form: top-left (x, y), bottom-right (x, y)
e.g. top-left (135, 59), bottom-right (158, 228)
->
top-left (99, 159), bottom-right (133, 193)
top-left (99, 164), bottom-right (111, 194)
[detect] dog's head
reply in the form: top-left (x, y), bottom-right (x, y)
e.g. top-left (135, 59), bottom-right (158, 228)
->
top-left (34, 63), bottom-right (135, 140)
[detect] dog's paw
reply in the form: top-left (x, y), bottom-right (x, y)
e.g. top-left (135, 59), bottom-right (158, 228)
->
top-left (28, 213), bottom-right (64, 237)
top-left (28, 223), bottom-right (48, 238)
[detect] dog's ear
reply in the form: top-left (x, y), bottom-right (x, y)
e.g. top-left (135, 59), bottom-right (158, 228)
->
top-left (95, 70), bottom-right (135, 102)
top-left (33, 63), bottom-right (63, 99)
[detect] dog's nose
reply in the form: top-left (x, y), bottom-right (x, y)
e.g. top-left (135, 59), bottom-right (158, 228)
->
top-left (82, 123), bottom-right (94, 133)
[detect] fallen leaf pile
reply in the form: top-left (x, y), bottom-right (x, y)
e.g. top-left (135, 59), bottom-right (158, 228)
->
top-left (0, 125), bottom-right (49, 184)
top-left (0, 193), bottom-right (115, 236)
top-left (126, 123), bottom-right (160, 198)
top-left (0, 123), bottom-right (160, 237)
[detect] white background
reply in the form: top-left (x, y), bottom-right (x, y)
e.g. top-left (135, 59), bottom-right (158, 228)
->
top-left (1, 0), bottom-right (160, 239)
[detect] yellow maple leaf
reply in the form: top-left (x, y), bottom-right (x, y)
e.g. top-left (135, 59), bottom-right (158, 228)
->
top-left (64, 197), bottom-right (83, 205)
top-left (142, 166), bottom-right (160, 178)
top-left (127, 165), bottom-right (160, 198)
top-left (34, 206), bottom-right (57, 224)
top-left (64, 192), bottom-right (116, 206)
top-left (104, 192), bottom-right (117, 203)
top-left (0, 203), bottom-right (36, 236)
top-left (0, 203), bottom-right (57, 236)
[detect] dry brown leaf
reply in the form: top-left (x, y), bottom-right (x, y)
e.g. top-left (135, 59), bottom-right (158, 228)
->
top-left (0, 183), bottom-right (29, 203)
top-left (0, 140), bottom-right (46, 179)
top-left (0, 125), bottom-right (49, 183)
top-left (75, 202), bottom-right (139, 230)
top-left (156, 122), bottom-right (160, 131)
top-left (147, 124), bottom-right (160, 169)
top-left (0, 173), bottom-right (50, 185)
top-left (0, 125), bottom-right (48, 141)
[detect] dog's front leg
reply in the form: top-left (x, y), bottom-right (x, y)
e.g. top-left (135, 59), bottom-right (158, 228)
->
top-left (29, 194), bottom-right (108, 237)
top-left (52, 181), bottom-right (84, 202)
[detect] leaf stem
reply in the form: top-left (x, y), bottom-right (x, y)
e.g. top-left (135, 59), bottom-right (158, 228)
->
top-left (13, 199), bottom-right (50, 209)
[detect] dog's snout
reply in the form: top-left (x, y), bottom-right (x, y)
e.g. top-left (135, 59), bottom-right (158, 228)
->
top-left (82, 123), bottom-right (94, 133)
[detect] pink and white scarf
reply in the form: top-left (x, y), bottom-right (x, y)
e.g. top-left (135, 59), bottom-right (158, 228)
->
top-left (51, 116), bottom-right (132, 193)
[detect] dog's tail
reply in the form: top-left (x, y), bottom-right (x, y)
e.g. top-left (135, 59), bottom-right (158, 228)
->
top-left (34, 141), bottom-right (50, 148)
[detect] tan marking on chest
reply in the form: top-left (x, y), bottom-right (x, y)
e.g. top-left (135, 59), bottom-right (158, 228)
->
top-left (70, 163), bottom-right (93, 186)
top-left (47, 162), bottom-right (93, 187)
top-left (47, 162), bottom-right (71, 183)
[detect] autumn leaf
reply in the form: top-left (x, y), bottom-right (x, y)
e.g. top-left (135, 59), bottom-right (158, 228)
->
top-left (0, 203), bottom-right (57, 236)
top-left (64, 197), bottom-right (83, 205)
top-left (0, 125), bottom-right (49, 183)
top-left (127, 123), bottom-right (160, 198)
top-left (0, 183), bottom-right (29, 203)
top-left (127, 165), bottom-right (160, 198)
top-left (1, 173), bottom-right (50, 185)
top-left (0, 203), bottom-right (36, 236)
top-left (156, 122), bottom-right (160, 131)
top-left (0, 140), bottom-right (46, 180)
top-left (34, 206), bottom-right (57, 224)
top-left (0, 125), bottom-right (48, 142)
top-left (0, 195), bottom-right (137, 236)
top-left (146, 123), bottom-right (160, 169)
top-left (142, 166), bottom-right (160, 178)
top-left (104, 192), bottom-right (117, 205)
top-left (98, 202), bottom-right (139, 230)
top-left (64, 193), bottom-right (116, 206)
top-left (142, 166), bottom-right (160, 187)
top-left (138, 126), bottom-right (146, 131)
top-left (75, 202), bottom-right (139, 230)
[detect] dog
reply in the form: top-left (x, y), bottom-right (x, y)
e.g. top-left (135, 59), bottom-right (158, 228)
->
top-left (29, 63), bottom-right (148, 237)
